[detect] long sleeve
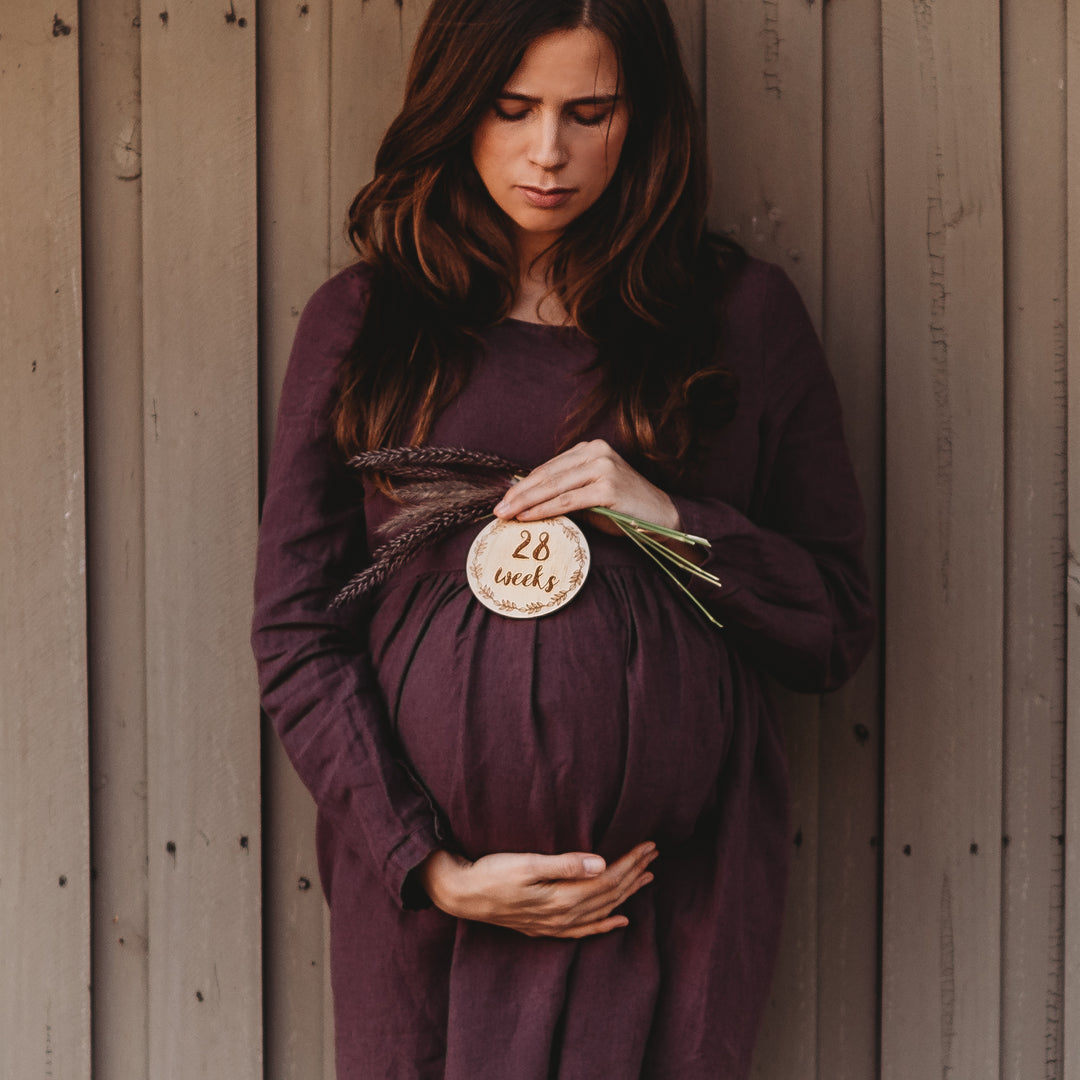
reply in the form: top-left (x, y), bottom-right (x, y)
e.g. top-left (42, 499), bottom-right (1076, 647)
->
top-left (251, 267), bottom-right (442, 908)
top-left (670, 264), bottom-right (874, 693)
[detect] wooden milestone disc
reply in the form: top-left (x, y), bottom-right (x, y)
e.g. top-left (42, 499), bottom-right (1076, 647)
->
top-left (466, 515), bottom-right (590, 618)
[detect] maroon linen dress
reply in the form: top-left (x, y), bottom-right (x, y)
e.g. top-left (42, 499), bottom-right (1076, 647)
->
top-left (251, 257), bottom-right (874, 1079)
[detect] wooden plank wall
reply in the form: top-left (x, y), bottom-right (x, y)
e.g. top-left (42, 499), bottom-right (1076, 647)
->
top-left (140, 2), bottom-right (261, 1078)
top-left (0, 5), bottom-right (88, 1080)
top-left (1065, 1), bottom-right (1080, 1076)
top-left (881, 3), bottom-right (1006, 1078)
top-left (258, 4), bottom-right (333, 1075)
top-left (706, 6), bottom-right (828, 1078)
top-left (1002, 3), bottom-right (1067, 1077)
top-left (0, 0), bottom-right (1075, 1077)
top-left (82, 1), bottom-right (148, 1078)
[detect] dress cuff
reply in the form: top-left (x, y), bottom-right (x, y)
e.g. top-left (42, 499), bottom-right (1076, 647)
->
top-left (386, 826), bottom-right (444, 911)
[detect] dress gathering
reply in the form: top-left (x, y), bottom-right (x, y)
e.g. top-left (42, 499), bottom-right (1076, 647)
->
top-left (252, 256), bottom-right (874, 1078)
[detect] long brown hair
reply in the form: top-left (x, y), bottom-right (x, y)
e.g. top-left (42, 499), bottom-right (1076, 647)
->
top-left (334, 0), bottom-right (743, 481)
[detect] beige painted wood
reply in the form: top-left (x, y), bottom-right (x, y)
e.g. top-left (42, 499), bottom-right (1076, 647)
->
top-left (258, 1), bottom-right (335, 1076)
top-left (704, 4), bottom-right (825, 1077)
top-left (818, 1), bottom-right (884, 1076)
top-left (705, 0), bottom-right (824, 315)
top-left (81, 2), bottom-right (150, 1078)
top-left (140, 1), bottom-right (261, 1076)
top-left (881, 2), bottom-right (1005, 1077)
top-left (0, 4), bottom-right (89, 1079)
top-left (328, 0), bottom-right (431, 272)
top-left (666, 0), bottom-right (704, 106)
top-left (1000, 4), bottom-right (1068, 1078)
top-left (1064, 4), bottom-right (1080, 1076)
top-left (323, 923), bottom-right (336, 1076)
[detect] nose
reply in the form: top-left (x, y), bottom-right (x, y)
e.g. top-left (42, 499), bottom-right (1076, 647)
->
top-left (528, 113), bottom-right (569, 171)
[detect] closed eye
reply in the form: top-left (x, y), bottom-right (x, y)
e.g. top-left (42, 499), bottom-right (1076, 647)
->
top-left (492, 102), bottom-right (531, 122)
top-left (571, 108), bottom-right (613, 127)
top-left (491, 93), bottom-right (621, 127)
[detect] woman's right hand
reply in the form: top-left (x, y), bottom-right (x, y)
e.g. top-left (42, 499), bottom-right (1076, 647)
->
top-left (417, 842), bottom-right (658, 939)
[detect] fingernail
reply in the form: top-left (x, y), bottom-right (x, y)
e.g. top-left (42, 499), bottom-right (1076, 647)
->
top-left (583, 856), bottom-right (605, 875)
top-left (494, 501), bottom-right (508, 515)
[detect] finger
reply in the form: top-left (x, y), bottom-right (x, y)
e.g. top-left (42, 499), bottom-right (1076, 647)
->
top-left (533, 849), bottom-right (659, 920)
top-left (574, 869), bottom-right (656, 922)
top-left (605, 841), bottom-right (659, 877)
top-left (495, 466), bottom-right (596, 520)
top-left (526, 441), bottom-right (608, 478)
top-left (574, 864), bottom-right (656, 915)
top-left (513, 489), bottom-right (601, 522)
top-left (514, 844), bottom-right (658, 916)
top-left (549, 914), bottom-right (631, 940)
top-left (527, 447), bottom-right (618, 494)
top-left (534, 842), bottom-right (655, 888)
top-left (557, 843), bottom-right (655, 901)
top-left (495, 443), bottom-right (616, 518)
top-left (524, 851), bottom-right (608, 883)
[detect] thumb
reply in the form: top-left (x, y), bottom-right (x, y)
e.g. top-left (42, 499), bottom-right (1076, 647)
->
top-left (535, 852), bottom-right (606, 880)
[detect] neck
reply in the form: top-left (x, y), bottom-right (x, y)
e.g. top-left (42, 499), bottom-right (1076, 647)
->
top-left (510, 236), bottom-right (568, 325)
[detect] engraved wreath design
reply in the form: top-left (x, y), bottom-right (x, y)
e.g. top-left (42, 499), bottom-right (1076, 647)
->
top-left (467, 516), bottom-right (589, 618)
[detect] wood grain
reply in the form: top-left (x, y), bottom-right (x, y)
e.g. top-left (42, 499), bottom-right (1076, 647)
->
top-left (1000, 4), bottom-right (1068, 1078)
top-left (819, 0), bottom-right (885, 1075)
top-left (0, 3), bottom-right (89, 1078)
top-left (704, 2), bottom-right (825, 1076)
top-left (881, 1), bottom-right (1005, 1076)
top-left (258, 1), bottom-right (334, 1076)
top-left (140, 0), bottom-right (261, 1075)
top-left (666, 0), bottom-right (705, 106)
top-left (1064, 3), bottom-right (1080, 1076)
top-left (705, 0), bottom-right (824, 317)
top-left (328, 0), bottom-right (431, 271)
top-left (81, 1), bottom-right (149, 1078)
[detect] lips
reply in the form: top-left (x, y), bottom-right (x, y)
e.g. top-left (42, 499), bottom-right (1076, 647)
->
top-left (519, 186), bottom-right (574, 209)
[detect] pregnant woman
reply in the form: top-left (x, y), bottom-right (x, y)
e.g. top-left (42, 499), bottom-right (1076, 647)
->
top-left (252, 0), bottom-right (875, 1076)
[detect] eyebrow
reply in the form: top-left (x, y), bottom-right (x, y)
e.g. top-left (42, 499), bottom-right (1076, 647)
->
top-left (495, 91), bottom-right (621, 106)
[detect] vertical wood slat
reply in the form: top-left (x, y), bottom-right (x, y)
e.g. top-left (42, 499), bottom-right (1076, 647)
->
top-left (705, 0), bottom-right (824, 315)
top-left (1064, 3), bottom-right (1080, 1076)
top-left (0, 4), bottom-right (89, 1080)
top-left (328, 0), bottom-right (431, 273)
top-left (318, 2), bottom-right (432, 1063)
top-left (140, 1), bottom-right (261, 1076)
top-left (666, 0), bottom-right (705, 106)
top-left (704, 4), bottom-right (825, 1077)
top-left (1001, 3), bottom-right (1068, 1078)
top-left (881, 2), bottom-right (1005, 1077)
top-left (258, 0), bottom-right (334, 1076)
top-left (819, 0), bottom-right (885, 1076)
top-left (81, 1), bottom-right (149, 1079)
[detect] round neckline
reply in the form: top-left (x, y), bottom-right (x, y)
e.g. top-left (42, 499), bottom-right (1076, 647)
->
top-left (497, 316), bottom-right (583, 334)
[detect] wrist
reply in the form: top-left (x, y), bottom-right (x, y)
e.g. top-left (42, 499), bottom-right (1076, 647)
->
top-left (654, 492), bottom-right (681, 532)
top-left (418, 849), bottom-right (471, 915)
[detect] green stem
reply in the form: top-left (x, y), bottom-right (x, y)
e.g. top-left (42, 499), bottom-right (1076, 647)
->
top-left (591, 506), bottom-right (711, 548)
top-left (616, 522), bottom-right (723, 629)
top-left (625, 526), bottom-right (721, 585)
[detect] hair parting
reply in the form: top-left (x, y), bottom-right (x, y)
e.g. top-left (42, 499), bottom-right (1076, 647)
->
top-left (333, 0), bottom-right (744, 487)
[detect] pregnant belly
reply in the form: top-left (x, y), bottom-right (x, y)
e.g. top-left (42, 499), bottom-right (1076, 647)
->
top-left (370, 567), bottom-right (733, 859)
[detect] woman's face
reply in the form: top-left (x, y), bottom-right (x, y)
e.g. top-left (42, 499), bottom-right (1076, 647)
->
top-left (471, 28), bottom-right (630, 256)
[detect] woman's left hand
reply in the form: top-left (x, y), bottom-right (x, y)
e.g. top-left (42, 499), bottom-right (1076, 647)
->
top-left (493, 440), bottom-right (680, 534)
